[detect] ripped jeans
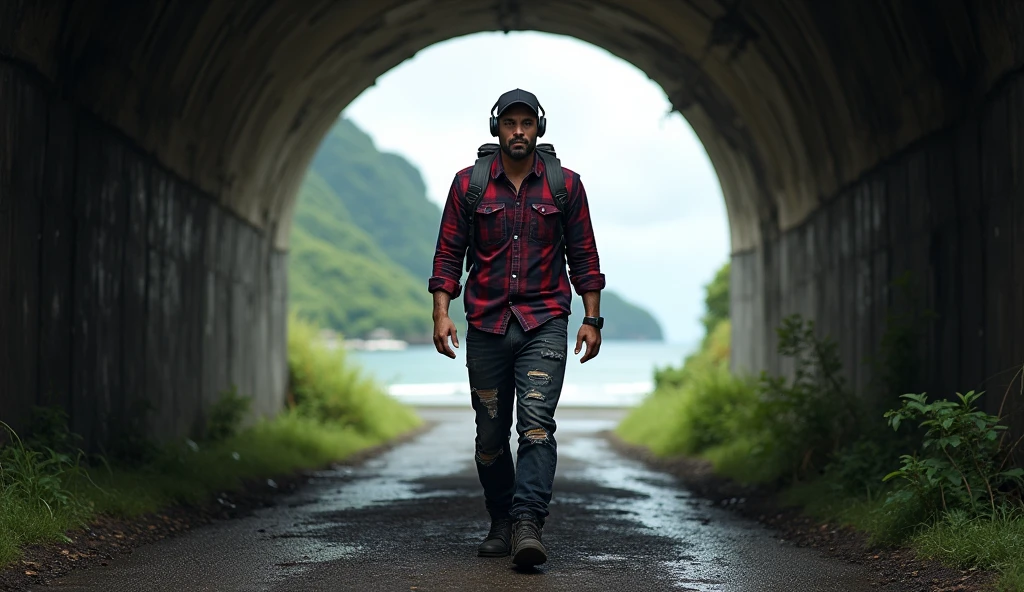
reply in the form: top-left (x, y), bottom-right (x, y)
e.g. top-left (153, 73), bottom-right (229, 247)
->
top-left (466, 315), bottom-right (568, 527)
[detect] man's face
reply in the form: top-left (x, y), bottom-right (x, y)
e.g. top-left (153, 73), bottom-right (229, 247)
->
top-left (497, 104), bottom-right (539, 161)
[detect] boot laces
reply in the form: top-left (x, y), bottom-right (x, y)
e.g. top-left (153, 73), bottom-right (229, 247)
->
top-left (488, 518), bottom-right (512, 538)
top-left (517, 518), bottom-right (541, 541)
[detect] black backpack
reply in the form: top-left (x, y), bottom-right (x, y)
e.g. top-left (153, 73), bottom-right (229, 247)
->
top-left (462, 143), bottom-right (568, 272)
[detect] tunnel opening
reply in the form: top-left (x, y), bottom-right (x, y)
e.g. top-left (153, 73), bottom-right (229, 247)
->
top-left (1, 1), bottom-right (1023, 452)
top-left (289, 30), bottom-right (729, 349)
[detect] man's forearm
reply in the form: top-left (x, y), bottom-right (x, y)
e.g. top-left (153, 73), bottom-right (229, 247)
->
top-left (581, 291), bottom-right (601, 318)
top-left (433, 290), bottom-right (453, 321)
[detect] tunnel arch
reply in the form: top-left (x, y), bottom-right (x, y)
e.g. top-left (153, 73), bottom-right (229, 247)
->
top-left (8, 1), bottom-right (1010, 254)
top-left (3, 1), bottom-right (1024, 446)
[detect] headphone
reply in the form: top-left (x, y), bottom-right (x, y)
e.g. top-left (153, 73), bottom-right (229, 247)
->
top-left (490, 101), bottom-right (546, 138)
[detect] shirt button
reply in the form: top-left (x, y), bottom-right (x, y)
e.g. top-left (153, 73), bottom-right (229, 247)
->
top-left (513, 235), bottom-right (518, 240)
top-left (512, 274), bottom-right (517, 279)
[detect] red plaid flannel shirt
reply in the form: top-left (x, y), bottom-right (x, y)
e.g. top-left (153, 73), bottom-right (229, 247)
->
top-left (429, 151), bottom-right (606, 335)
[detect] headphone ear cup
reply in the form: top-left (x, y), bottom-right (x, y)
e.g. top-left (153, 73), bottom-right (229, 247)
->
top-left (537, 116), bottom-right (546, 137)
top-left (489, 116), bottom-right (498, 137)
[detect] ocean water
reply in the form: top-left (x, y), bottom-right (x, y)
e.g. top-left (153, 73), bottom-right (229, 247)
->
top-left (347, 340), bottom-right (697, 408)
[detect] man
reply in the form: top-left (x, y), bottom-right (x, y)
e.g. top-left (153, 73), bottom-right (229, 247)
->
top-left (428, 88), bottom-right (606, 567)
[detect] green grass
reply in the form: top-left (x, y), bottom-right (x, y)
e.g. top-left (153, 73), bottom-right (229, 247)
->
top-left (780, 480), bottom-right (1024, 590)
top-left (82, 412), bottom-right (384, 518)
top-left (0, 316), bottom-right (422, 569)
top-left (616, 321), bottom-right (752, 456)
top-left (779, 479), bottom-right (895, 538)
top-left (911, 510), bottom-right (1024, 591)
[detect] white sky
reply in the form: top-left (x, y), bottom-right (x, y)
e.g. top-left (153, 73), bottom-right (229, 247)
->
top-left (343, 31), bottom-right (730, 346)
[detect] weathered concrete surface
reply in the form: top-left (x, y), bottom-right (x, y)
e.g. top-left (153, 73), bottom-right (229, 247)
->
top-left (3, 2), bottom-right (1023, 251)
top-left (36, 408), bottom-right (877, 592)
top-left (3, 1), bottom-right (1024, 446)
top-left (731, 68), bottom-right (1024, 433)
top-left (0, 60), bottom-right (288, 447)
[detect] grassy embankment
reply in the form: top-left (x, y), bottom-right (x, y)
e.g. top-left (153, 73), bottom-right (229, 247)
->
top-left (617, 263), bottom-right (1024, 591)
top-left (0, 315), bottom-right (421, 569)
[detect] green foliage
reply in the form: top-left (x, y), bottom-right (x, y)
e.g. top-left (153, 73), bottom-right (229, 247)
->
top-left (621, 260), bottom-right (1024, 590)
top-left (630, 312), bottom-right (859, 485)
top-left (286, 313), bottom-right (421, 440)
top-left (882, 391), bottom-right (1023, 518)
top-left (309, 118), bottom-right (443, 281)
top-left (203, 385), bottom-right (253, 443)
top-left (744, 315), bottom-right (860, 482)
top-left (617, 261), bottom-right (748, 458)
top-left (22, 406), bottom-right (81, 454)
top-left (864, 271), bottom-right (937, 419)
top-left (288, 169), bottom-right (435, 342)
top-left (0, 421), bottom-right (95, 566)
top-left (911, 509), bottom-right (1024, 589)
top-left (82, 412), bottom-right (381, 519)
top-left (617, 357), bottom-right (757, 458)
top-left (700, 262), bottom-right (730, 342)
top-left (820, 438), bottom-right (895, 502)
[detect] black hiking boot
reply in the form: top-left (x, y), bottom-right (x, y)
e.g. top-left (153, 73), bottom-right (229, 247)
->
top-left (511, 517), bottom-right (547, 567)
top-left (477, 517), bottom-right (514, 557)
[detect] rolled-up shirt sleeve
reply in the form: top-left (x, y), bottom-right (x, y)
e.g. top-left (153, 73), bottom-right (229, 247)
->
top-left (428, 176), bottom-right (468, 299)
top-left (564, 174), bottom-right (606, 295)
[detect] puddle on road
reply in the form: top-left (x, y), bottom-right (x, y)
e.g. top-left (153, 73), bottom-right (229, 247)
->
top-left (557, 435), bottom-right (870, 592)
top-left (286, 420), bottom-right (471, 515)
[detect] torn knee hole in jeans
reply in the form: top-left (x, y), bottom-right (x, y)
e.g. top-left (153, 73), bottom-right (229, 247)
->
top-left (475, 448), bottom-right (503, 466)
top-left (525, 428), bottom-right (549, 444)
top-left (473, 387), bottom-right (499, 419)
top-left (527, 370), bottom-right (551, 385)
top-left (524, 389), bottom-right (545, 401)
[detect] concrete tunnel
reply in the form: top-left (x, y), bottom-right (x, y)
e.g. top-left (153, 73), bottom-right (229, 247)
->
top-left (1, 1), bottom-right (1023, 450)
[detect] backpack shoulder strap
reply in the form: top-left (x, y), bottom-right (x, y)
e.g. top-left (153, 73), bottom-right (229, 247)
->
top-left (536, 148), bottom-right (569, 213)
top-left (465, 152), bottom-right (494, 213)
top-left (536, 148), bottom-right (570, 259)
top-left (463, 146), bottom-right (498, 272)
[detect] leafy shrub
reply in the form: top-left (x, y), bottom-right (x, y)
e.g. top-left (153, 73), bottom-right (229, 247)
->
top-left (882, 391), bottom-right (1023, 518)
top-left (716, 314), bottom-right (857, 484)
top-left (204, 385), bottom-right (253, 443)
top-left (821, 437), bottom-right (900, 502)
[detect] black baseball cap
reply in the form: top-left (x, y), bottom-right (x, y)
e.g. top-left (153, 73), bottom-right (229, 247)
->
top-left (493, 88), bottom-right (542, 117)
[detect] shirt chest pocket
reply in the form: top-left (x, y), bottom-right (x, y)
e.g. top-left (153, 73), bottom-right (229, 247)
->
top-left (474, 202), bottom-right (507, 247)
top-left (529, 203), bottom-right (562, 244)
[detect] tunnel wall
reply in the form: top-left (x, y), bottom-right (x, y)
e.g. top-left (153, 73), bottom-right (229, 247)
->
top-left (0, 58), bottom-right (288, 448)
top-left (732, 66), bottom-right (1024, 430)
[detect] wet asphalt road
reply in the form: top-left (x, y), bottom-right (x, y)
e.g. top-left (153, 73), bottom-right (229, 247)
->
top-left (41, 408), bottom-right (877, 591)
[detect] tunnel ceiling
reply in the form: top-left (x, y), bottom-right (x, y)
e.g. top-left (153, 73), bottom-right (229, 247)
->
top-left (3, 1), bottom-right (1021, 252)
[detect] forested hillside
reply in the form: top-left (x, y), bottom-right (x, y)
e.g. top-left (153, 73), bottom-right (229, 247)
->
top-left (288, 116), bottom-right (663, 342)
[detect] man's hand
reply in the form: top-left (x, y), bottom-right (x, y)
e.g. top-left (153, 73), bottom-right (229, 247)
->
top-left (574, 324), bottom-right (602, 363)
top-left (433, 315), bottom-right (460, 359)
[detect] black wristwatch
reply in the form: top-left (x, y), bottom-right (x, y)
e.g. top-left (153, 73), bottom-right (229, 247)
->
top-left (582, 316), bottom-right (604, 330)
